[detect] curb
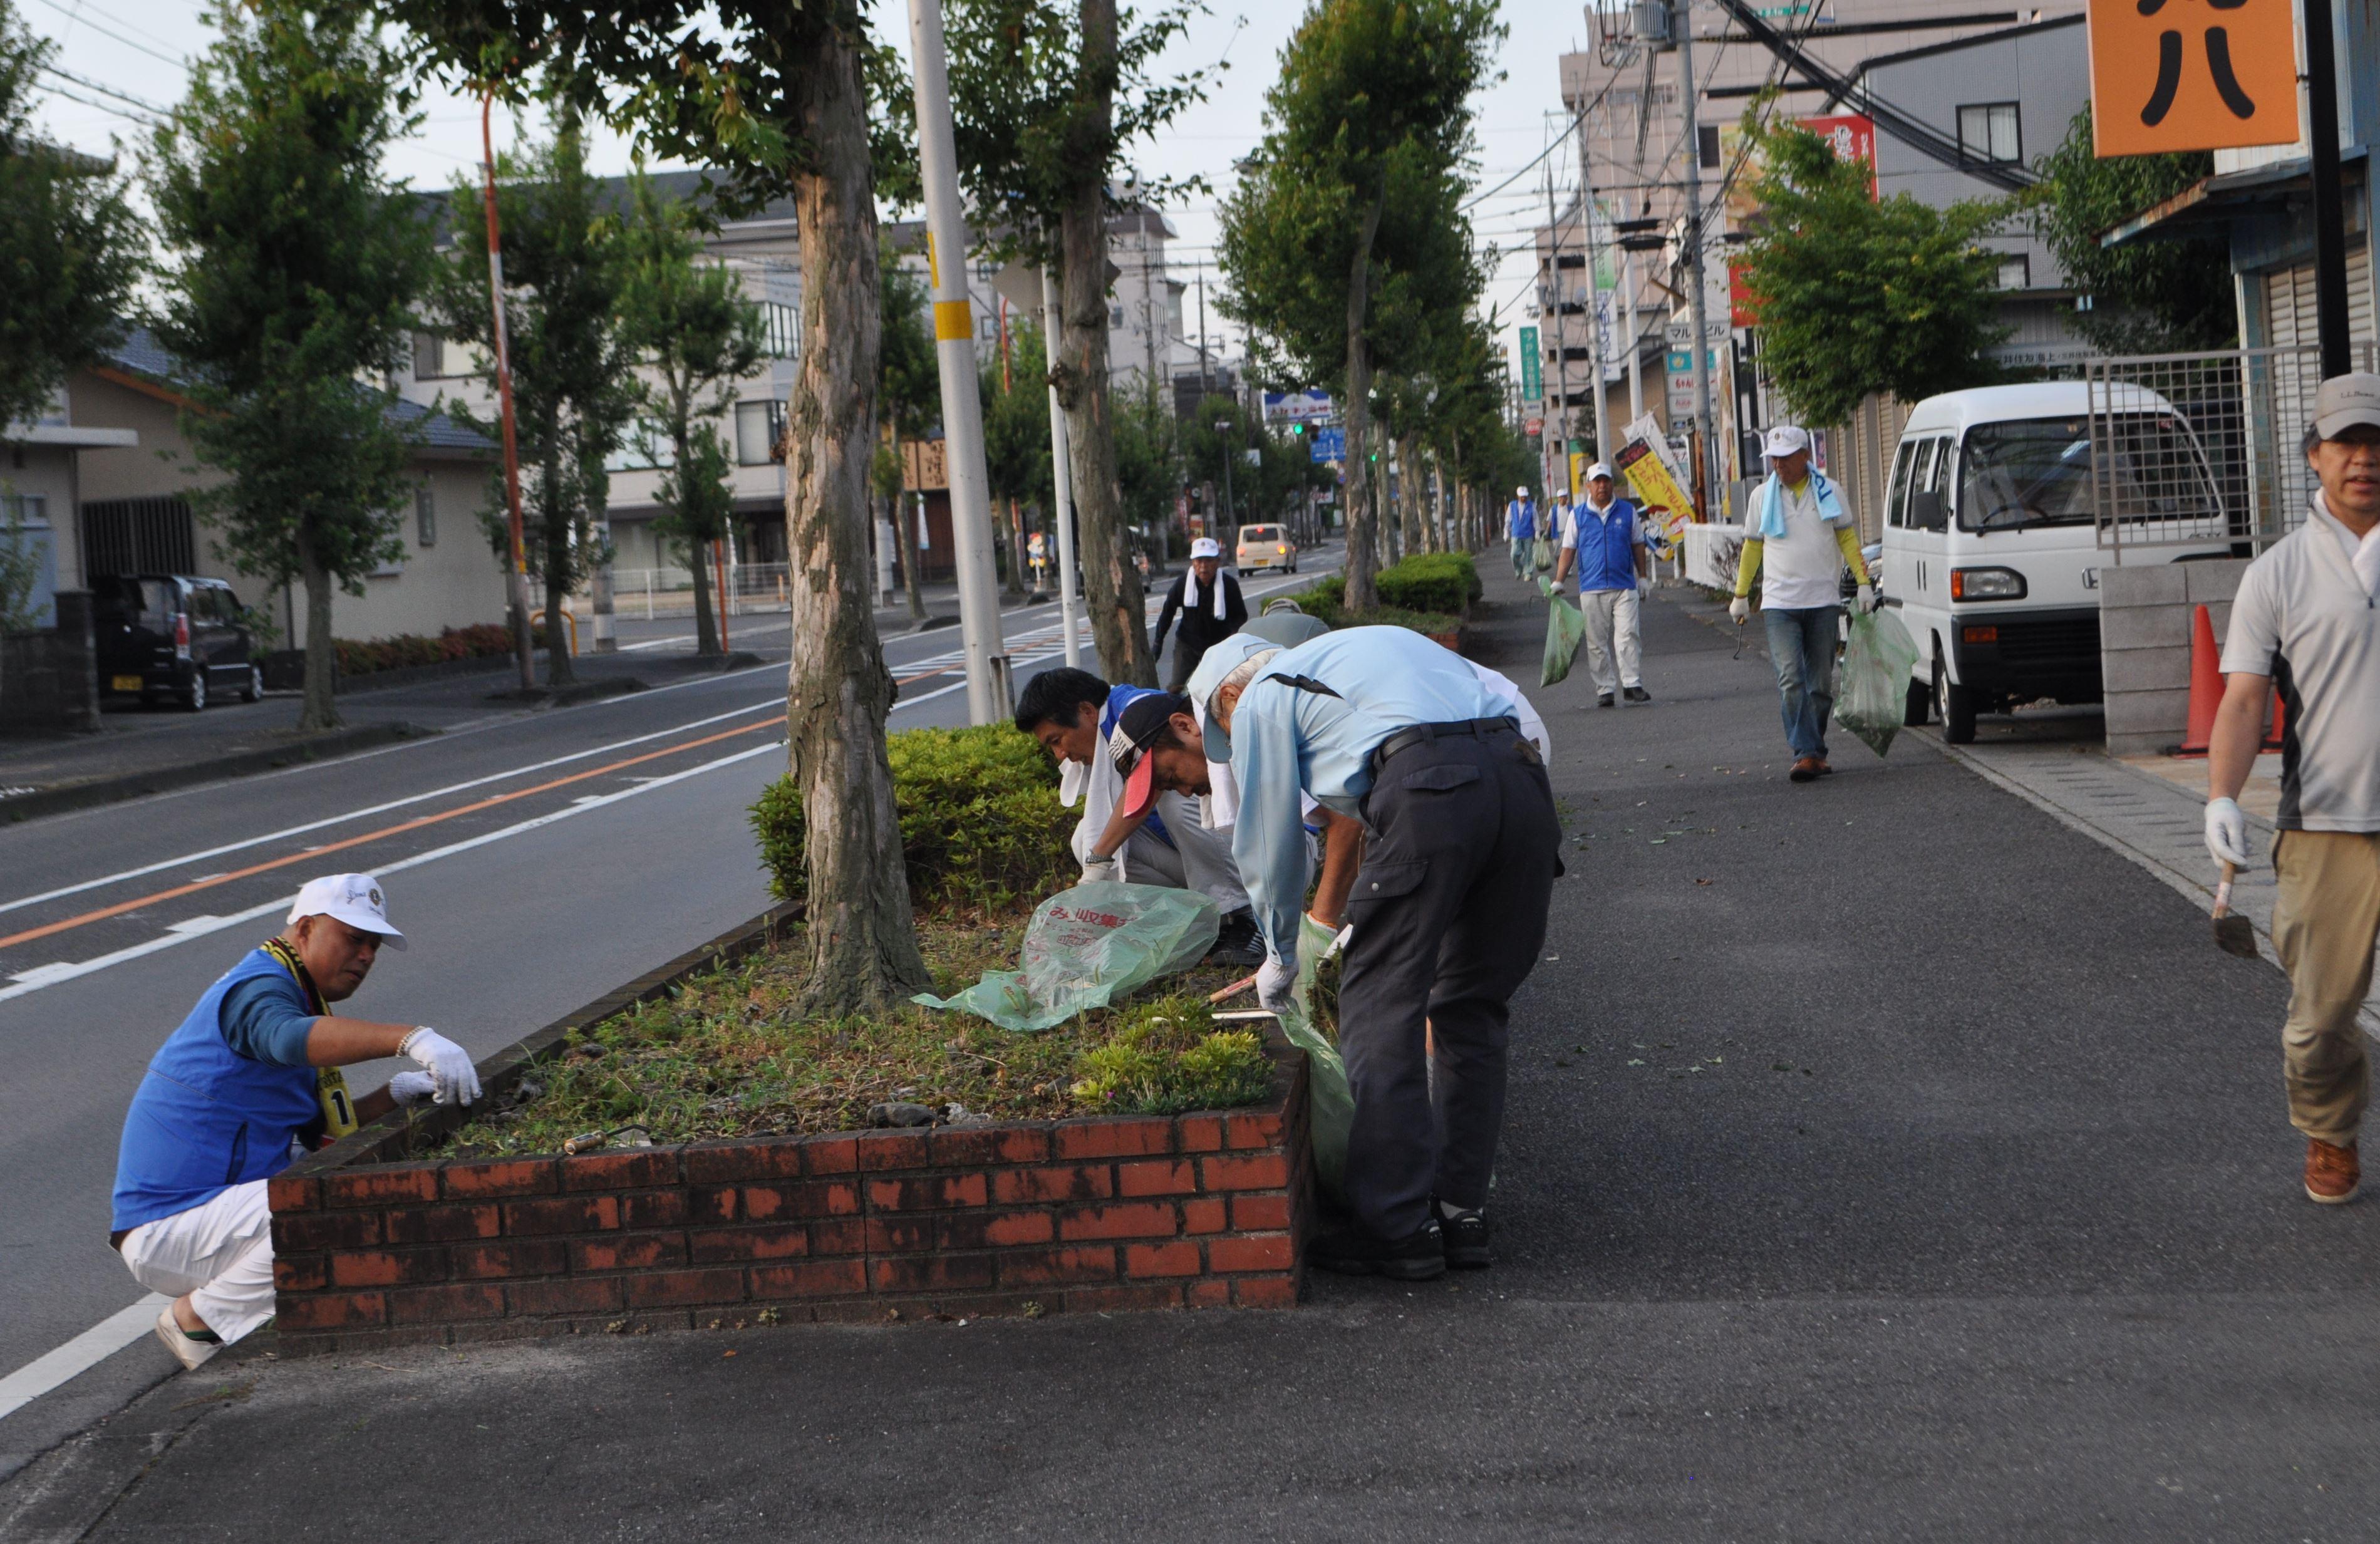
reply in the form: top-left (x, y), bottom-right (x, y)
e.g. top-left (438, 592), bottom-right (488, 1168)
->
top-left (480, 676), bottom-right (647, 708)
top-left (0, 721), bottom-right (432, 826)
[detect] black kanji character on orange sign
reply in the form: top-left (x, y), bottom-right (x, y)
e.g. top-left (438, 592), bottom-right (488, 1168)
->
top-left (2137, 0), bottom-right (2258, 126)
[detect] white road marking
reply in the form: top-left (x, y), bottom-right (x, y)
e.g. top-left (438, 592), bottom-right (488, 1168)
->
top-left (0, 1295), bottom-right (168, 1422)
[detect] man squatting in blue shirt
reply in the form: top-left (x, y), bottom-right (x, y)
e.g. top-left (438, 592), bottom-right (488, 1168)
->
top-left (1107, 626), bottom-right (1562, 1279)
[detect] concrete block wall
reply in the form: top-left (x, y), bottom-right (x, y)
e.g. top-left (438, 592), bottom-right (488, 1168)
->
top-left (2099, 557), bottom-right (2250, 756)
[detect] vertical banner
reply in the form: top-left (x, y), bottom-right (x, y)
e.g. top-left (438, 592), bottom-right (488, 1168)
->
top-left (1519, 326), bottom-right (1543, 403)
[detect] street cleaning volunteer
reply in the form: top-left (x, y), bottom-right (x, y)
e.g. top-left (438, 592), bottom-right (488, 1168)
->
top-left (110, 875), bottom-right (479, 1370)
top-left (1504, 484), bottom-right (1538, 581)
top-left (1145, 627), bottom-right (1560, 1280)
top-left (1729, 423), bottom-right (1874, 782)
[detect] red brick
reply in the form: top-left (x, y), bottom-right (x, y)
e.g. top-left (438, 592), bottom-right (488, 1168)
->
top-left (274, 1210), bottom-right (380, 1251)
top-left (869, 1253), bottom-right (997, 1293)
top-left (1224, 1111), bottom-right (1286, 1149)
top-left (505, 1277), bottom-right (624, 1316)
top-left (274, 1255), bottom-right (327, 1292)
top-left (267, 1173), bottom-right (320, 1212)
top-left (809, 1218), bottom-right (866, 1255)
top-left (855, 1131), bottom-right (930, 1171)
top-left (865, 1173), bottom-right (988, 1211)
top-left (1063, 1283), bottom-right (1182, 1313)
top-left (1056, 1202), bottom-right (1177, 1241)
top-left (990, 1164), bottom-right (1112, 1205)
top-left (277, 1292), bottom-right (385, 1331)
top-left (1184, 1278), bottom-right (1231, 1308)
top-left (440, 1159), bottom-right (557, 1198)
top-left (742, 1181), bottom-right (858, 1221)
top-left (1231, 1275), bottom-right (1299, 1308)
top-left (927, 1127), bottom-right (1010, 1167)
top-left (683, 1139), bottom-right (803, 1184)
top-left (1229, 1194), bottom-right (1292, 1231)
top-left (566, 1233), bottom-right (685, 1272)
top-left (990, 1128), bottom-right (1052, 1164)
top-left (1117, 1159), bottom-right (1198, 1198)
top-left (1201, 1153), bottom-right (1290, 1192)
top-left (984, 1211), bottom-right (1055, 1246)
top-left (329, 1249), bottom-right (448, 1288)
top-left (323, 1166), bottom-right (439, 1207)
top-left (1124, 1241), bottom-right (1201, 1278)
top-left (1181, 1198), bottom-right (1227, 1235)
top-left (1208, 1233), bottom-right (1294, 1273)
top-left (750, 1259), bottom-right (867, 1299)
top-left (501, 1195), bottom-right (619, 1235)
top-left (1175, 1115), bottom-right (1226, 1153)
top-left (621, 1190), bottom-right (688, 1230)
top-left (690, 1187), bottom-right (737, 1224)
top-left (1053, 1118), bottom-right (1171, 1160)
top-left (561, 1149), bottom-right (681, 1191)
top-left (449, 1240), bottom-right (567, 1280)
top-left (996, 1246), bottom-right (1116, 1287)
top-left (383, 1205), bottom-right (500, 1244)
top-left (622, 1268), bottom-right (746, 1308)
top-left (687, 1226), bottom-right (810, 1263)
top-left (801, 1137), bottom-right (860, 1175)
top-left (388, 1283), bottom-right (505, 1324)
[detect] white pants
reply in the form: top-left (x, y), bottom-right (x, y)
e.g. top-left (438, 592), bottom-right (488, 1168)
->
top-left (1580, 587), bottom-right (1643, 693)
top-left (119, 1179), bottom-right (277, 1343)
top-left (1122, 792), bottom-right (1252, 914)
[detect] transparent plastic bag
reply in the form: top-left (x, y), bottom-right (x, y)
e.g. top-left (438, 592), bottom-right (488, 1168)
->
top-left (1273, 912), bottom-right (1353, 1202)
top-left (1538, 574), bottom-right (1588, 687)
top-left (1835, 608), bottom-right (1921, 759)
top-left (912, 882), bottom-right (1220, 1032)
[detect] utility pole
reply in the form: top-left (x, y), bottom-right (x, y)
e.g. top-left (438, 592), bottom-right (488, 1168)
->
top-left (906, 0), bottom-right (1008, 723)
top-left (1196, 266), bottom-right (1211, 397)
top-left (1674, 0), bottom-right (1720, 517)
top-left (478, 91), bottom-right (534, 692)
top-left (1576, 93), bottom-right (1613, 464)
top-left (2302, 0), bottom-right (2351, 376)
top-left (1622, 192), bottom-right (1645, 423)
top-left (1039, 263), bottom-right (1082, 666)
top-left (1543, 165), bottom-right (1575, 500)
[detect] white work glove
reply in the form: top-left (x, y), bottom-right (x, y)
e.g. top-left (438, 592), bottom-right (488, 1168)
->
top-left (1856, 583), bottom-right (1876, 614)
top-left (1080, 854), bottom-right (1119, 884)
top-left (400, 1028), bottom-right (480, 1107)
top-left (1728, 596), bottom-right (1750, 625)
top-left (1256, 956), bottom-right (1298, 1014)
top-left (388, 1071), bottom-right (437, 1107)
top-left (2205, 796), bottom-right (2254, 870)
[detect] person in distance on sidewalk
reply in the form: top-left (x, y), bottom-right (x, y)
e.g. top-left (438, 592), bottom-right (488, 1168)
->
top-left (110, 876), bottom-right (479, 1372)
top-left (1551, 462), bottom-right (1652, 708)
top-left (2204, 371), bottom-right (2380, 1205)
top-left (1504, 484), bottom-right (1538, 581)
top-left (1729, 424), bottom-right (1873, 782)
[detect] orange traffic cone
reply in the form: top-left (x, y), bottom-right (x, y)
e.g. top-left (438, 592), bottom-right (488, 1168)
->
top-left (2265, 683), bottom-right (2287, 752)
top-left (2176, 603), bottom-right (2221, 757)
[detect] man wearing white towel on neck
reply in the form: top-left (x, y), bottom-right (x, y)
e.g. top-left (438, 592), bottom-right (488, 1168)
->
top-left (1152, 537), bottom-right (1249, 693)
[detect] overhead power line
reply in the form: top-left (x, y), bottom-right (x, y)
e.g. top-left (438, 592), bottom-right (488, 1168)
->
top-left (25, 0), bottom-right (190, 71)
top-left (39, 61), bottom-right (167, 117)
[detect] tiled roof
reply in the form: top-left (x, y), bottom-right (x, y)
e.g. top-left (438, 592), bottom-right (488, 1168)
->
top-left (100, 324), bottom-right (494, 453)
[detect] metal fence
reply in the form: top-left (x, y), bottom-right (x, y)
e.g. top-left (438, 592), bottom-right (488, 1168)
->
top-left (610, 562), bottom-right (794, 619)
top-left (2086, 343), bottom-right (2380, 555)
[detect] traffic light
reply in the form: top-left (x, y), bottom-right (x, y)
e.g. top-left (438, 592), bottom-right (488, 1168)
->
top-left (1290, 422), bottom-right (1306, 437)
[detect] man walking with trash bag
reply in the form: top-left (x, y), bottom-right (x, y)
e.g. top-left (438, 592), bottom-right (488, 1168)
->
top-left (2205, 371), bottom-right (2380, 1205)
top-left (1729, 424), bottom-right (1873, 782)
top-left (1124, 627), bottom-right (1560, 1280)
top-left (1504, 484), bottom-right (1537, 581)
top-left (1551, 462), bottom-right (1651, 707)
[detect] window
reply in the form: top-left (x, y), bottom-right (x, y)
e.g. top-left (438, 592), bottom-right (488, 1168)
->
top-left (1995, 254), bottom-right (2031, 291)
top-left (735, 400), bottom-right (785, 466)
top-left (760, 301), bottom-right (799, 359)
top-left (415, 484), bottom-right (437, 547)
top-left (1697, 125), bottom-right (1720, 170)
top-left (411, 331), bottom-right (473, 380)
top-left (1, 492), bottom-right (46, 527)
top-left (1884, 440), bottom-right (1917, 528)
top-left (1957, 103), bottom-right (2020, 166)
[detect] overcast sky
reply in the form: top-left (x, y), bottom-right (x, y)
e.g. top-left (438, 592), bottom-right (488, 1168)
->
top-left (20, 0), bottom-right (1606, 384)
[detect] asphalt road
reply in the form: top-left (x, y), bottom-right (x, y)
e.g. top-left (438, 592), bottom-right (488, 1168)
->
top-left (0, 550), bottom-right (1337, 1448)
top-left (8, 565), bottom-right (2371, 1539)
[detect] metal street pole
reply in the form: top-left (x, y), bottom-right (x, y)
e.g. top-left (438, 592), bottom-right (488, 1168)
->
top-left (479, 91), bottom-right (534, 691)
top-left (1576, 95), bottom-right (1613, 464)
top-left (1674, 0), bottom-right (1720, 517)
top-left (1622, 194), bottom-right (1645, 422)
top-left (1039, 264), bottom-right (1082, 667)
top-left (2301, 0), bottom-right (2351, 377)
top-left (1543, 167), bottom-right (1575, 499)
top-left (907, 0), bottom-right (1008, 723)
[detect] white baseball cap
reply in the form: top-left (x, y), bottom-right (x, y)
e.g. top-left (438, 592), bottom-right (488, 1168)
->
top-left (2312, 372), bottom-right (2380, 440)
top-left (1190, 537), bottom-right (1222, 559)
top-left (1586, 462), bottom-right (1615, 482)
top-left (1515, 484), bottom-right (1529, 497)
top-left (1763, 424), bottom-right (1811, 458)
top-left (288, 873), bottom-right (406, 950)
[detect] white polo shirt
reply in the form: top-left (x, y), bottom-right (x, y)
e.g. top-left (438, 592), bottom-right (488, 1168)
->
top-left (1757, 478), bottom-right (1848, 611)
top-left (2222, 492), bottom-right (2380, 831)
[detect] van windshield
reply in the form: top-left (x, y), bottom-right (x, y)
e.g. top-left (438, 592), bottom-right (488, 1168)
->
top-left (1960, 414), bottom-right (2218, 533)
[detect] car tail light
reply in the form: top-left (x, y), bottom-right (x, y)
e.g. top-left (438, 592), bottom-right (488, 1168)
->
top-left (173, 611), bottom-right (191, 658)
top-left (1276, 545), bottom-right (1287, 554)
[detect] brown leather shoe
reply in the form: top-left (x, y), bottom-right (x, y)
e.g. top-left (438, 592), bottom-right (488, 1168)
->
top-left (2305, 1138), bottom-right (2361, 1204)
top-left (1814, 759), bottom-right (1834, 777)
top-left (1789, 756), bottom-right (1823, 782)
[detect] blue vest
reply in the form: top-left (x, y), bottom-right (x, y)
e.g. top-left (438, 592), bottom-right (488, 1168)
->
top-left (1100, 685), bottom-right (1172, 847)
top-left (1570, 499), bottom-right (1642, 592)
top-left (112, 948), bottom-right (320, 1232)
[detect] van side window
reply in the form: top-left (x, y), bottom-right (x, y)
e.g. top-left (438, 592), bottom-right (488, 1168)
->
top-left (1922, 438), bottom-right (1953, 494)
top-left (1910, 440), bottom-right (1939, 509)
top-left (1885, 440), bottom-right (1918, 528)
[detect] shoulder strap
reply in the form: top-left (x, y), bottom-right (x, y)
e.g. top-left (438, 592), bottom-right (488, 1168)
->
top-left (1265, 672), bottom-right (1342, 699)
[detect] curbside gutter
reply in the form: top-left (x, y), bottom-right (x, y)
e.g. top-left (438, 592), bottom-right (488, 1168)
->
top-left (0, 721), bottom-right (432, 826)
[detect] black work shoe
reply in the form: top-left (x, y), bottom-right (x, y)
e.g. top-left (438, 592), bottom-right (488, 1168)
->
top-left (1207, 907), bottom-right (1265, 968)
top-left (1437, 1208), bottom-right (1491, 1268)
top-left (1623, 685), bottom-right (1652, 703)
top-left (1596, 693), bottom-right (1615, 708)
top-left (1306, 1220), bottom-right (1447, 1281)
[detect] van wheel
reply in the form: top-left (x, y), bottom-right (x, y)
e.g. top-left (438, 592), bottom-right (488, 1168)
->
top-left (180, 669), bottom-right (209, 713)
top-left (1903, 675), bottom-right (1931, 727)
top-left (1933, 653), bottom-right (1975, 744)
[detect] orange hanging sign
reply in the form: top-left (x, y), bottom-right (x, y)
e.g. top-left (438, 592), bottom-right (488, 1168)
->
top-left (2088, 0), bottom-right (2302, 157)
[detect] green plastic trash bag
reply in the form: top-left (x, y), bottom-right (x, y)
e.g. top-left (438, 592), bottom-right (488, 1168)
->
top-left (1531, 536), bottom-right (1556, 573)
top-left (1835, 608), bottom-right (1921, 759)
top-left (1273, 912), bottom-right (1353, 1203)
top-left (913, 882), bottom-right (1219, 1032)
top-left (1538, 575), bottom-right (1588, 687)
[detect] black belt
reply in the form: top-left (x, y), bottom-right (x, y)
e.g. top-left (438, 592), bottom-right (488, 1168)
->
top-left (1370, 717), bottom-right (1519, 774)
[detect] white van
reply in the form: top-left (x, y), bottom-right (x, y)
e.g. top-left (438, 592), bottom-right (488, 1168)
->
top-left (1878, 381), bottom-right (2235, 743)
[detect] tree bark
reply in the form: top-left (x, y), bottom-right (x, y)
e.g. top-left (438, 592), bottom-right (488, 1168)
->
top-left (1397, 433), bottom-right (1421, 557)
top-left (785, 18), bottom-right (928, 1012)
top-left (295, 530), bottom-right (339, 732)
top-left (889, 422), bottom-right (928, 623)
top-left (1340, 190), bottom-right (1387, 612)
top-left (677, 425), bottom-right (722, 656)
top-left (537, 444), bottom-right (577, 687)
top-left (1057, 0), bottom-right (1156, 685)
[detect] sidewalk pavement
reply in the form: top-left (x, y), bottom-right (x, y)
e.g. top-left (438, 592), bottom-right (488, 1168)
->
top-left (11, 573), bottom-right (2379, 1539)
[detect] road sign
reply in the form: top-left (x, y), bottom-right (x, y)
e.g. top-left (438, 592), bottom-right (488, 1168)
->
top-left (1518, 326), bottom-right (1541, 403)
top-left (1309, 426), bottom-right (1347, 463)
top-left (1263, 388), bottom-right (1334, 422)
top-left (1665, 319), bottom-right (1729, 347)
top-left (2089, 0), bottom-right (2299, 156)
top-left (1522, 415), bottom-right (1544, 437)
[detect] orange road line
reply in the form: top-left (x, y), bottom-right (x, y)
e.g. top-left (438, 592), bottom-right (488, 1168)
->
top-left (0, 715), bottom-right (787, 953)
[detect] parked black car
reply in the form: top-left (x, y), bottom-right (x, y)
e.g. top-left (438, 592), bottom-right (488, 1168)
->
top-left (91, 575), bottom-right (262, 711)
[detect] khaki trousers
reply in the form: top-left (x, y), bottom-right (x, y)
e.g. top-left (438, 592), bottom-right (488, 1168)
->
top-left (2271, 830), bottom-right (2380, 1144)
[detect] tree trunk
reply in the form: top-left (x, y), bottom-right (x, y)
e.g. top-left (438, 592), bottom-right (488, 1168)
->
top-left (889, 422), bottom-right (928, 623)
top-left (785, 20), bottom-right (928, 1012)
top-left (536, 451), bottom-right (576, 686)
top-left (1340, 195), bottom-right (1385, 612)
top-left (1003, 497), bottom-right (1028, 600)
top-left (1396, 433), bottom-right (1420, 559)
top-left (296, 531), bottom-right (339, 732)
top-left (1057, 0), bottom-right (1156, 685)
top-left (679, 426), bottom-right (722, 656)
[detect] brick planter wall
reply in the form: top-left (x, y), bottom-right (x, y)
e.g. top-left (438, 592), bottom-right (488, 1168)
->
top-left (267, 908), bottom-right (1312, 1354)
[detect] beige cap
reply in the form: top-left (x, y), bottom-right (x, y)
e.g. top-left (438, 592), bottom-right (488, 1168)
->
top-left (2312, 372), bottom-right (2380, 440)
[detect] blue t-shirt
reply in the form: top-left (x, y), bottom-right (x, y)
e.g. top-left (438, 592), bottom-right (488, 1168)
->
top-left (1566, 499), bottom-right (1644, 592)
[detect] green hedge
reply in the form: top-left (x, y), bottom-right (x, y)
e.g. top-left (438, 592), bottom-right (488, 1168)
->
top-left (1295, 574), bottom-right (1462, 639)
top-left (1374, 552), bottom-right (1481, 617)
top-left (751, 723), bottom-right (1075, 915)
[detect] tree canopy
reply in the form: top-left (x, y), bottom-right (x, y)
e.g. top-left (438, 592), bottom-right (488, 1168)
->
top-left (2029, 105), bottom-right (2235, 355)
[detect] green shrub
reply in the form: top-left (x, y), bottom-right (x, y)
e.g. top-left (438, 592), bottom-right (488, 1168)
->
top-left (1296, 574), bottom-right (1462, 640)
top-left (332, 623), bottom-right (539, 678)
top-left (1069, 997), bottom-right (1273, 1115)
top-left (1374, 552), bottom-right (1479, 616)
top-left (751, 723), bottom-right (1075, 914)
